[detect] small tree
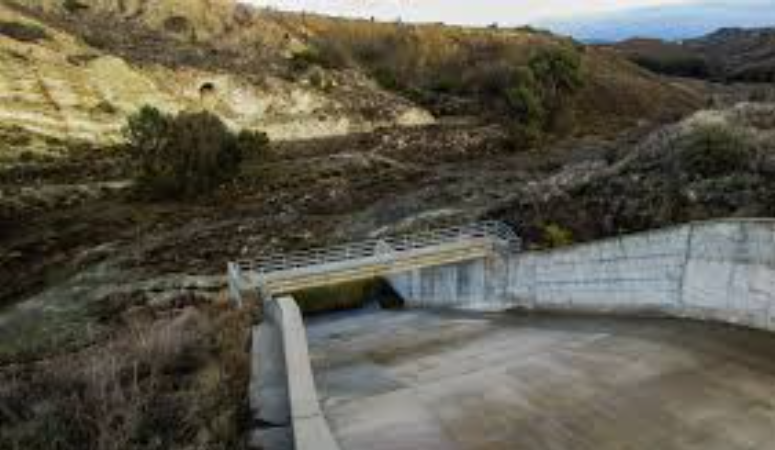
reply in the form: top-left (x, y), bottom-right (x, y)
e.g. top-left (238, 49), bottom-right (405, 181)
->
top-left (124, 106), bottom-right (171, 182)
top-left (124, 107), bottom-right (269, 199)
top-left (506, 67), bottom-right (545, 145)
top-left (504, 47), bottom-right (585, 148)
top-left (528, 47), bottom-right (584, 131)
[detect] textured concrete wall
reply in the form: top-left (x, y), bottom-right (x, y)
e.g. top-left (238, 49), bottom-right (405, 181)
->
top-left (679, 221), bottom-right (775, 331)
top-left (387, 257), bottom-right (508, 311)
top-left (390, 219), bottom-right (775, 333)
top-left (506, 226), bottom-right (690, 314)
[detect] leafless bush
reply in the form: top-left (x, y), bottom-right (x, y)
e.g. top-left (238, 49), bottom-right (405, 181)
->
top-left (731, 103), bottom-right (775, 130)
top-left (0, 305), bottom-right (251, 450)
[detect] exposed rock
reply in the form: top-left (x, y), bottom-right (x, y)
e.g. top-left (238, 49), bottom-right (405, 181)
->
top-left (0, 2), bottom-right (434, 150)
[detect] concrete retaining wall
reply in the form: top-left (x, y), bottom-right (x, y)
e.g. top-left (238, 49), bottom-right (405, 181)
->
top-left (390, 219), bottom-right (775, 333)
top-left (250, 297), bottom-right (341, 450)
top-left (387, 257), bottom-right (508, 311)
top-left (679, 221), bottom-right (775, 331)
top-left (506, 225), bottom-right (690, 314)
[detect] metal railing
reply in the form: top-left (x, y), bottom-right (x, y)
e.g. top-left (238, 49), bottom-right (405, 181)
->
top-left (230, 222), bottom-right (519, 296)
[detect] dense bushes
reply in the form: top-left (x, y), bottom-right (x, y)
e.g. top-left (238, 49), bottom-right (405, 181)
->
top-left (677, 123), bottom-right (755, 178)
top-left (124, 106), bottom-right (269, 199)
top-left (63, 0), bottom-right (89, 14)
top-left (505, 47), bottom-right (585, 146)
top-left (0, 20), bottom-right (49, 43)
top-left (542, 223), bottom-right (575, 248)
top-left (163, 16), bottom-right (191, 34)
top-left (295, 24), bottom-right (585, 147)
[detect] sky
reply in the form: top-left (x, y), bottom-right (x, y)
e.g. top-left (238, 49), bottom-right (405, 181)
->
top-left (243, 0), bottom-right (775, 40)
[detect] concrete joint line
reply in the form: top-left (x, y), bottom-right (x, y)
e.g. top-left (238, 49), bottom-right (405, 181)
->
top-left (677, 224), bottom-right (696, 309)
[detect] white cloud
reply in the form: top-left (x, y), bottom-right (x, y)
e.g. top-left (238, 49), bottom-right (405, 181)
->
top-left (241, 0), bottom-right (702, 26)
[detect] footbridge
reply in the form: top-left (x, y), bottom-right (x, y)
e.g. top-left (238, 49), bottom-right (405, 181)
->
top-left (227, 221), bottom-right (520, 304)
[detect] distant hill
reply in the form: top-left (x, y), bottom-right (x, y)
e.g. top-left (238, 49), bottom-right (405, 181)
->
top-left (543, 1), bottom-right (775, 42)
top-left (610, 38), bottom-right (712, 78)
top-left (686, 28), bottom-right (775, 82)
top-left (611, 28), bottom-right (775, 83)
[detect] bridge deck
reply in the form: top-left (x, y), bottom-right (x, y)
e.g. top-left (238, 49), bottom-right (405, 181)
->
top-left (308, 308), bottom-right (775, 450)
top-left (229, 221), bottom-right (519, 300)
top-left (253, 238), bottom-right (496, 294)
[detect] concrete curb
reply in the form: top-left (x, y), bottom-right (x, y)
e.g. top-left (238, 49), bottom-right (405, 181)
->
top-left (251, 297), bottom-right (341, 450)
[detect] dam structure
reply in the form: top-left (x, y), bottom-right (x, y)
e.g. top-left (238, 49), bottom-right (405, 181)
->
top-left (231, 219), bottom-right (775, 450)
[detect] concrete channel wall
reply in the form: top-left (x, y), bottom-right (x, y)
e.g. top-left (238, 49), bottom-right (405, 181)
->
top-left (250, 297), bottom-right (341, 450)
top-left (387, 257), bottom-right (509, 311)
top-left (390, 219), bottom-right (775, 333)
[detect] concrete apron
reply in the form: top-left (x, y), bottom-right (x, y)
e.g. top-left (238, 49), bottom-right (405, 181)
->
top-left (308, 308), bottom-right (775, 450)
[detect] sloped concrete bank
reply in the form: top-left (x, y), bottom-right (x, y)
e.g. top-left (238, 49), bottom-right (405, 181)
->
top-left (250, 297), bottom-right (340, 450)
top-left (389, 219), bottom-right (775, 332)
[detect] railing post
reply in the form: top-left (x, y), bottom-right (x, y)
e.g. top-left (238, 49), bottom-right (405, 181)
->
top-left (227, 262), bottom-right (244, 308)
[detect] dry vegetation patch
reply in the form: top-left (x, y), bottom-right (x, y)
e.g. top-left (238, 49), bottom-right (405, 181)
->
top-left (0, 299), bottom-right (252, 450)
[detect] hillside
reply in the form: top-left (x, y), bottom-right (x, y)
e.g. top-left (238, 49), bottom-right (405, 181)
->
top-left (0, 0), bottom-right (701, 159)
top-left (0, 1), bottom-right (433, 158)
top-left (613, 28), bottom-right (775, 83)
top-left (687, 28), bottom-right (775, 82)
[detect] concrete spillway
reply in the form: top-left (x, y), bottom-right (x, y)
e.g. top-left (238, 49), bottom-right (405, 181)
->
top-left (245, 219), bottom-right (775, 450)
top-left (308, 308), bottom-right (775, 450)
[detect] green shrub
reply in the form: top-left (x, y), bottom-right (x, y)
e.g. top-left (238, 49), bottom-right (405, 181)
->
top-left (506, 68), bottom-right (545, 129)
top-left (527, 46), bottom-right (584, 130)
top-left (123, 106), bottom-right (269, 199)
top-left (163, 16), bottom-right (191, 34)
top-left (309, 38), bottom-right (352, 70)
top-left (542, 223), bottom-right (574, 248)
top-left (372, 67), bottom-right (404, 91)
top-left (677, 123), bottom-right (754, 178)
top-left (290, 45), bottom-right (346, 73)
top-left (0, 21), bottom-right (49, 43)
top-left (63, 0), bottom-right (89, 14)
top-left (528, 47), bottom-right (584, 96)
top-left (503, 48), bottom-right (584, 148)
top-left (503, 47), bottom-right (584, 147)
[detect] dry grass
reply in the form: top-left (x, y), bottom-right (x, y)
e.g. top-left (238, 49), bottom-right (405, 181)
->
top-left (0, 298), bottom-right (252, 450)
top-left (290, 15), bottom-right (700, 134)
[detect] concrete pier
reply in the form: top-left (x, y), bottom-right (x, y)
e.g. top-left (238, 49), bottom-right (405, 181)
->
top-left (308, 308), bottom-right (775, 450)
